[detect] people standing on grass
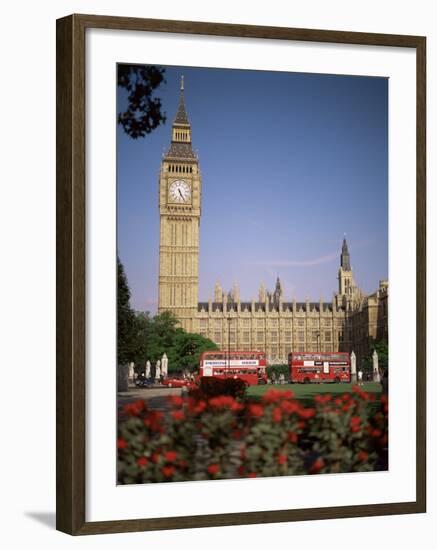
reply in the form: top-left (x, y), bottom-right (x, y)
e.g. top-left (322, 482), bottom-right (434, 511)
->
top-left (358, 369), bottom-right (363, 386)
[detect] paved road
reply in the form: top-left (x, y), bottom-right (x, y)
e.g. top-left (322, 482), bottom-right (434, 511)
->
top-left (117, 386), bottom-right (182, 413)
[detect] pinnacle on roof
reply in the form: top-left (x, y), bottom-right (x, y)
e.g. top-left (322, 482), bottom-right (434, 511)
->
top-left (174, 75), bottom-right (190, 125)
top-left (342, 236), bottom-right (349, 254)
top-left (341, 236), bottom-right (351, 271)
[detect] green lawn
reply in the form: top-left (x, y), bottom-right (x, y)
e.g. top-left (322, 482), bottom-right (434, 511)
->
top-left (246, 382), bottom-right (382, 402)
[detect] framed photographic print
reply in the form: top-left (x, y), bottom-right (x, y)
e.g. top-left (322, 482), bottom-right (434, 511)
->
top-left (56, 14), bottom-right (426, 535)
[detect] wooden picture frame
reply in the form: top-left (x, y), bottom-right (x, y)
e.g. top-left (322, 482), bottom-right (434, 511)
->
top-left (56, 13), bottom-right (426, 535)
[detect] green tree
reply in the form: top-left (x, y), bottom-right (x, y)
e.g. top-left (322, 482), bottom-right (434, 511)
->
top-left (144, 311), bottom-right (180, 363)
top-left (167, 332), bottom-right (218, 373)
top-left (117, 258), bottom-right (136, 364)
top-left (130, 311), bottom-right (152, 366)
top-left (267, 364), bottom-right (290, 381)
top-left (118, 64), bottom-right (166, 139)
top-left (362, 340), bottom-right (389, 375)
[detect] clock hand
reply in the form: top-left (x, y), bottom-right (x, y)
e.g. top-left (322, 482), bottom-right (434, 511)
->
top-left (178, 189), bottom-right (184, 199)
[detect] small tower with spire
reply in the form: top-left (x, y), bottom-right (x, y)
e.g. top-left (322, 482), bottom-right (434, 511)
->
top-left (258, 282), bottom-right (266, 303)
top-left (231, 282), bottom-right (240, 303)
top-left (337, 236), bottom-right (362, 309)
top-left (340, 236), bottom-right (351, 271)
top-left (214, 281), bottom-right (223, 302)
top-left (272, 276), bottom-right (283, 308)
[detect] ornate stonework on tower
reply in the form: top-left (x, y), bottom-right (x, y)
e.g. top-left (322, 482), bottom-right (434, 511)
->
top-left (158, 77), bottom-right (201, 332)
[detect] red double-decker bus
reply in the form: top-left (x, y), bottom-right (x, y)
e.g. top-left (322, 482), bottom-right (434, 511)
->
top-left (288, 352), bottom-right (351, 384)
top-left (199, 350), bottom-right (268, 386)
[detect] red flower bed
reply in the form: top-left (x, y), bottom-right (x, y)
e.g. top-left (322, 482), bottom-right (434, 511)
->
top-left (117, 387), bottom-right (388, 484)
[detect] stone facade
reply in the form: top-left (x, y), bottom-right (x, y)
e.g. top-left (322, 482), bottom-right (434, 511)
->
top-left (157, 80), bottom-right (388, 366)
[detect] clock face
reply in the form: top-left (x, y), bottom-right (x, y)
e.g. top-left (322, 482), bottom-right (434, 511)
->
top-left (169, 180), bottom-right (191, 203)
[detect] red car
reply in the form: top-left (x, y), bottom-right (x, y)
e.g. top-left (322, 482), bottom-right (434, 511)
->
top-left (162, 377), bottom-right (196, 389)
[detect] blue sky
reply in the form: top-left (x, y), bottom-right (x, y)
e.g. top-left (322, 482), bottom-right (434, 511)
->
top-left (117, 66), bottom-right (388, 312)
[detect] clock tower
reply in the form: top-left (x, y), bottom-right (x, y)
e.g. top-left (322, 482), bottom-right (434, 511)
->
top-left (158, 77), bottom-right (201, 332)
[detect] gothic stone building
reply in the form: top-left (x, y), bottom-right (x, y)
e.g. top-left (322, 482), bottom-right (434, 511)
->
top-left (157, 79), bottom-right (388, 366)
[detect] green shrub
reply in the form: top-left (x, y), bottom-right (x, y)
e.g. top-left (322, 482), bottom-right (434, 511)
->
top-left (197, 376), bottom-right (247, 399)
top-left (267, 364), bottom-right (290, 380)
top-left (117, 386), bottom-right (388, 484)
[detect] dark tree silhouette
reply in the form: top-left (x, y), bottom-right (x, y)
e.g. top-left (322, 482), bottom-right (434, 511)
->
top-left (117, 64), bottom-right (166, 139)
top-left (117, 257), bottom-right (136, 364)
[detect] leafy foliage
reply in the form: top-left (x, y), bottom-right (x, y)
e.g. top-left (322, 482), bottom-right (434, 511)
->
top-left (117, 387), bottom-right (388, 483)
top-left (362, 340), bottom-right (389, 376)
top-left (167, 332), bottom-right (218, 372)
top-left (117, 258), bottom-right (136, 365)
top-left (266, 364), bottom-right (289, 380)
top-left (118, 64), bottom-right (166, 139)
top-left (131, 311), bottom-right (218, 372)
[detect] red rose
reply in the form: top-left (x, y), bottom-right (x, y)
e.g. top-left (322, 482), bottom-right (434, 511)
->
top-left (169, 395), bottom-right (184, 407)
top-left (123, 400), bottom-right (145, 416)
top-left (309, 457), bottom-right (325, 474)
top-left (350, 416), bottom-right (361, 433)
top-left (207, 463), bottom-right (220, 475)
top-left (171, 410), bottom-right (185, 421)
top-left (164, 451), bottom-right (178, 462)
top-left (357, 450), bottom-right (369, 462)
top-left (314, 394), bottom-right (332, 405)
top-left (249, 404), bottom-right (264, 418)
top-left (209, 395), bottom-right (243, 411)
top-left (144, 410), bottom-right (164, 432)
top-left (117, 438), bottom-right (128, 450)
top-left (137, 456), bottom-right (148, 467)
top-left (287, 431), bottom-right (298, 444)
top-left (162, 466), bottom-right (175, 478)
top-left (280, 400), bottom-right (299, 414)
top-left (262, 389), bottom-right (283, 404)
top-left (194, 400), bottom-right (207, 414)
top-left (298, 407), bottom-right (316, 420)
top-left (277, 454), bottom-right (287, 465)
top-left (247, 472), bottom-right (257, 478)
top-left (272, 407), bottom-right (282, 423)
top-left (371, 428), bottom-right (382, 438)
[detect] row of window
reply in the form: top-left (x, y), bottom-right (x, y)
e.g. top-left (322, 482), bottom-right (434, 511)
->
top-left (203, 330), bottom-right (338, 343)
top-left (199, 319), bottom-right (338, 329)
top-left (203, 346), bottom-right (335, 357)
top-left (168, 164), bottom-right (193, 173)
top-left (174, 131), bottom-right (189, 141)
